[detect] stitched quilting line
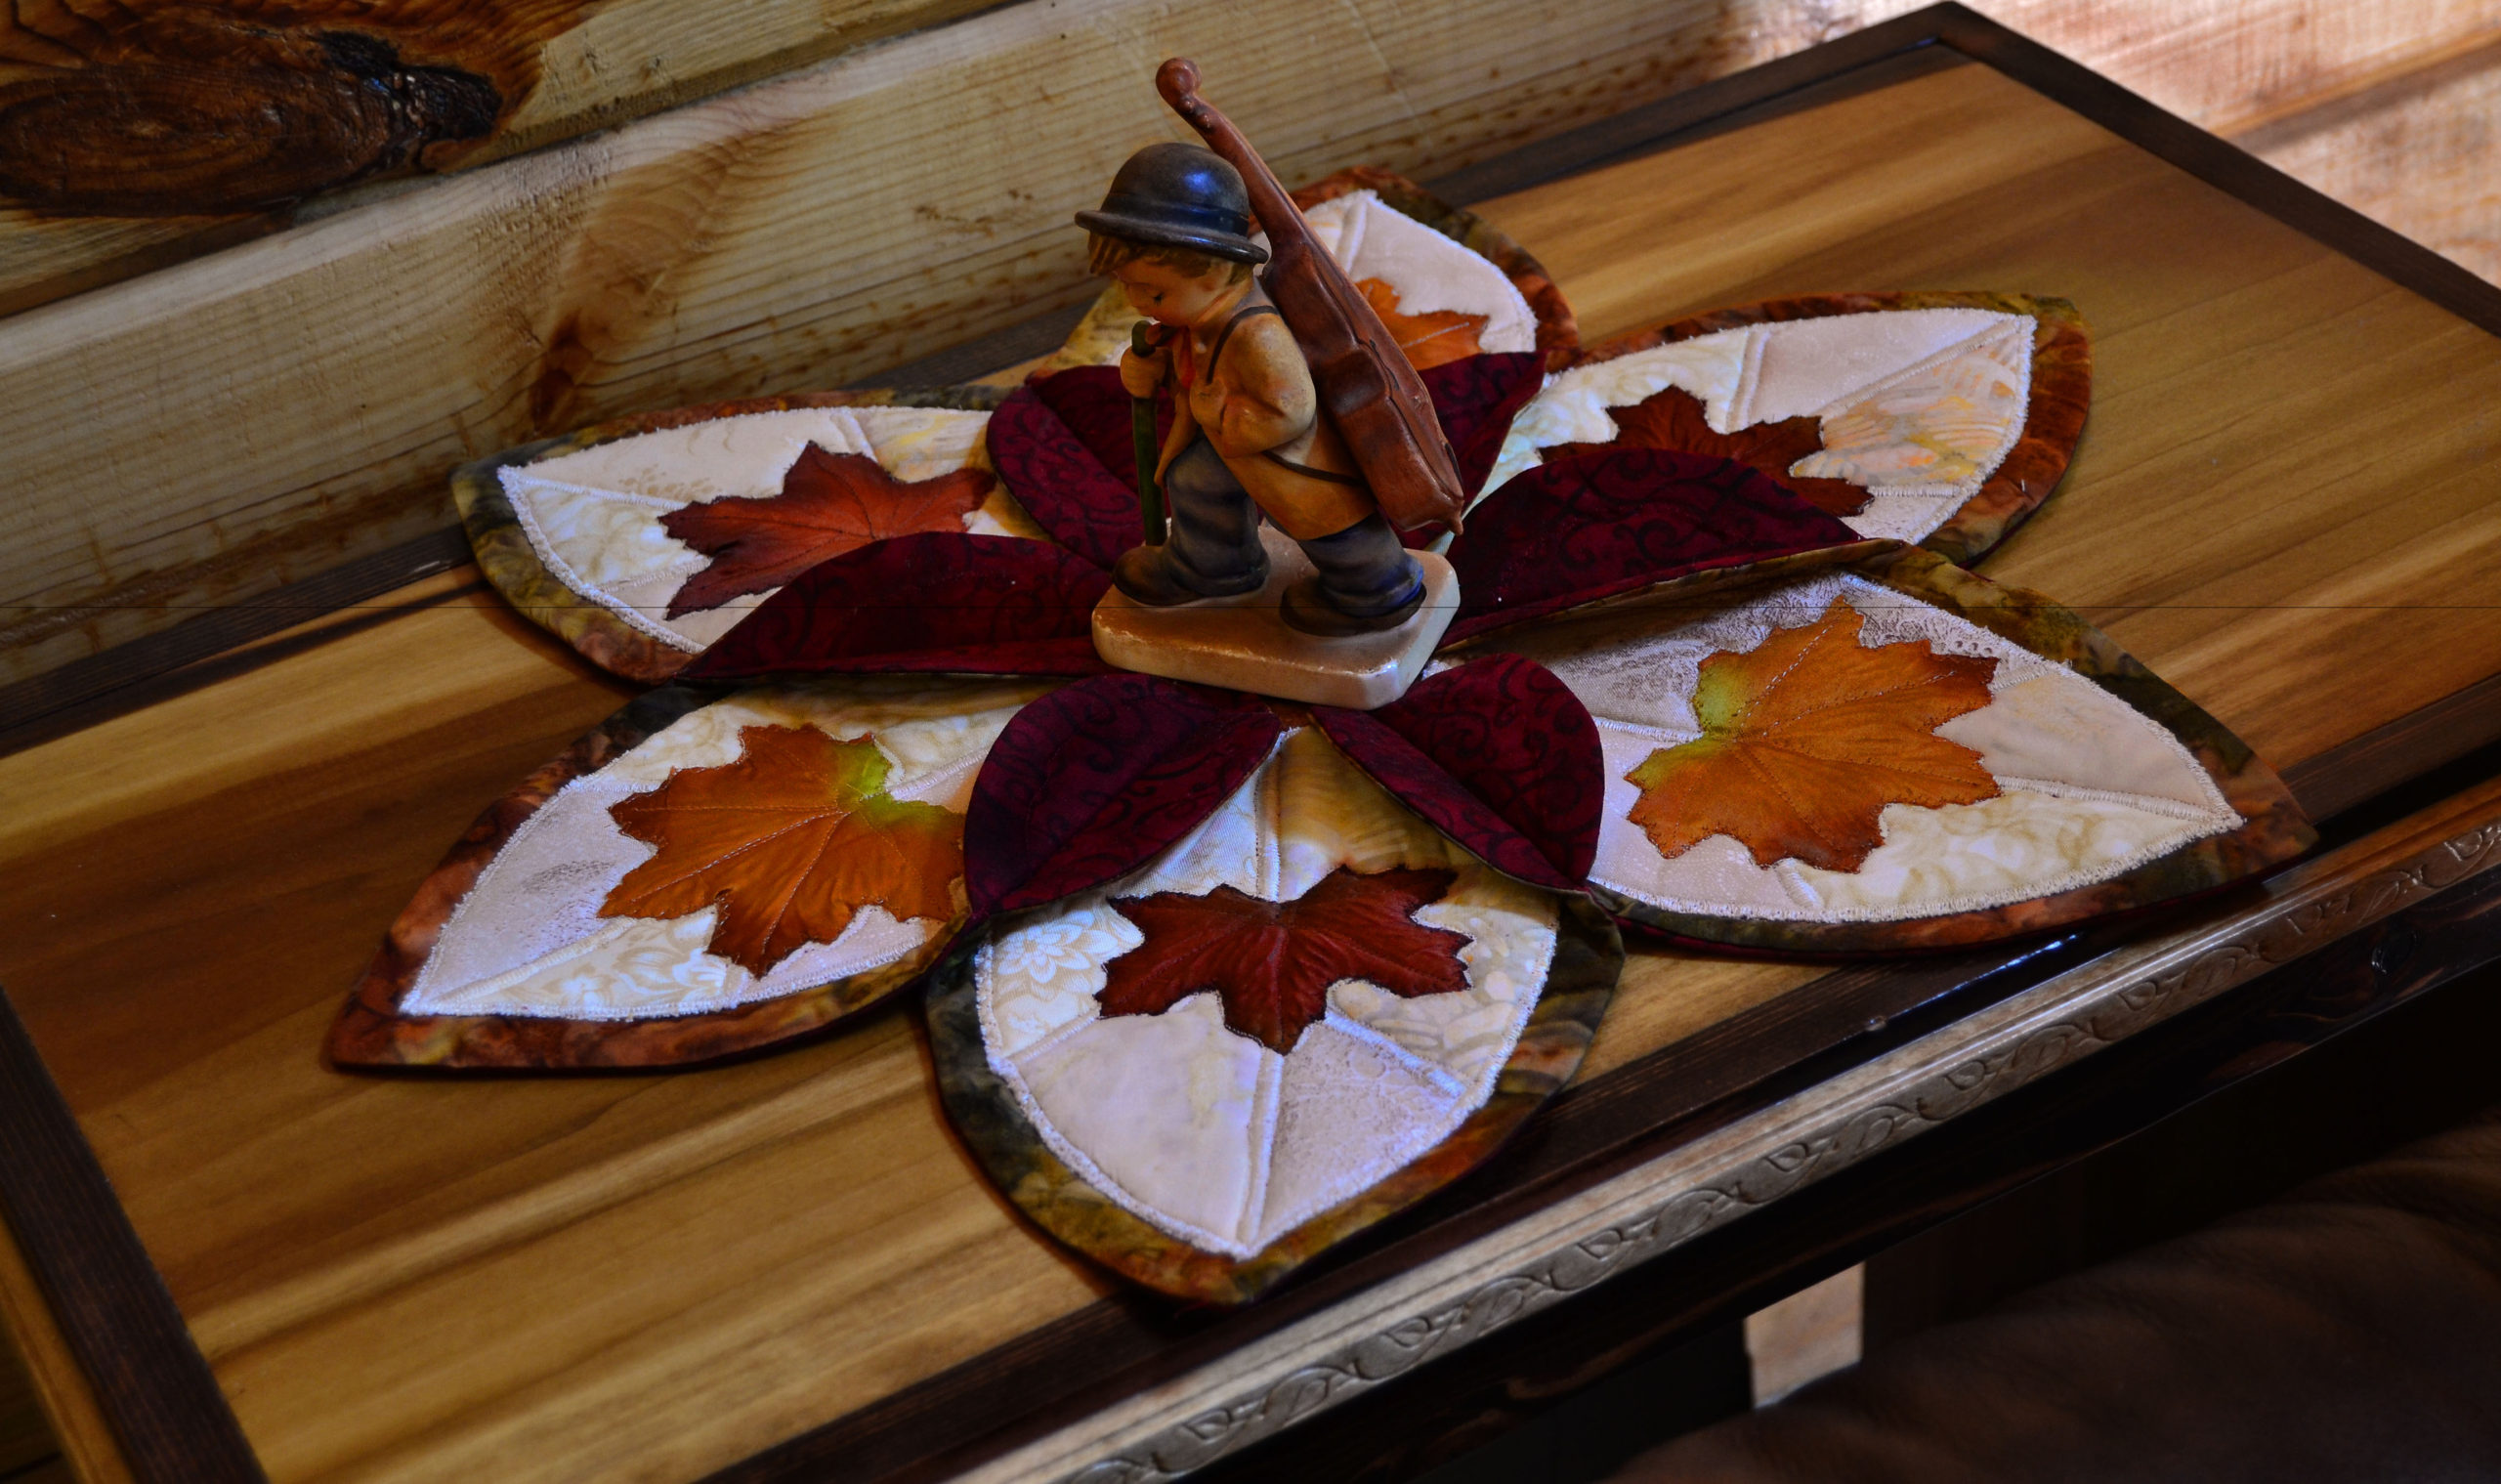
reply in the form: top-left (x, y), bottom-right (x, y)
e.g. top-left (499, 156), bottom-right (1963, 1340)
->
top-left (504, 470), bottom-right (713, 652)
top-left (973, 741), bottom-right (1558, 1258)
top-left (977, 962), bottom-right (1263, 1257)
top-left (412, 920), bottom-right (932, 1022)
top-left (1812, 316), bottom-right (2034, 494)
top-left (1565, 576), bottom-right (2241, 920)
top-left (405, 720), bottom-right (959, 1019)
top-left (1590, 787), bottom-right (2237, 923)
top-left (1236, 1050), bottom-right (1286, 1252)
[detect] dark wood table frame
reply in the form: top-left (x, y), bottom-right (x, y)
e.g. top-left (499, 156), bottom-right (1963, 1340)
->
top-left (6, 7), bottom-right (2501, 1481)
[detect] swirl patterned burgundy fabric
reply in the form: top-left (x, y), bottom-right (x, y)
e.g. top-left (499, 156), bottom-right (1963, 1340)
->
top-left (685, 532), bottom-right (1113, 681)
top-left (1395, 350), bottom-right (1547, 549)
top-left (1028, 365), bottom-right (1176, 494)
top-left (964, 674), bottom-right (1285, 918)
top-left (1422, 350), bottom-right (1545, 500)
top-left (1442, 448), bottom-right (1862, 643)
top-left (990, 374), bottom-right (1164, 572)
top-left (1313, 656), bottom-right (1601, 891)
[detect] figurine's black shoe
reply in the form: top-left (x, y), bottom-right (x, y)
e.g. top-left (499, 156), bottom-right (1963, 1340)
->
top-left (1113, 543), bottom-right (1267, 606)
top-left (1280, 575), bottom-right (1425, 636)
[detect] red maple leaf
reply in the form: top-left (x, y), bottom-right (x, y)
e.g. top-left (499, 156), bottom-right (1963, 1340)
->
top-left (1549, 385), bottom-right (1871, 516)
top-left (660, 444), bottom-right (995, 615)
top-left (1099, 867), bottom-right (1472, 1052)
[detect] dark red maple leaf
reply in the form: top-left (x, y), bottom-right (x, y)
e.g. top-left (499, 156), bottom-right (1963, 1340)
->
top-left (660, 444), bottom-right (995, 615)
top-left (1549, 385), bottom-right (1870, 516)
top-left (1099, 867), bottom-right (1472, 1053)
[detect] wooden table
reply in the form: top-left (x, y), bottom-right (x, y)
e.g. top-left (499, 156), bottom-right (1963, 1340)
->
top-left (6, 10), bottom-right (2501, 1481)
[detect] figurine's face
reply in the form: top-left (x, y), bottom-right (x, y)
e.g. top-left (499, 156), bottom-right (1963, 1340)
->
top-left (1112, 256), bottom-right (1240, 328)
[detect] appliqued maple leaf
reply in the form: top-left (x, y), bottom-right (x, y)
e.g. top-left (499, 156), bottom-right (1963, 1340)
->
top-left (660, 445), bottom-right (995, 615)
top-left (601, 725), bottom-right (963, 974)
top-left (1626, 599), bottom-right (2000, 872)
top-left (1099, 867), bottom-right (1471, 1053)
top-left (1357, 277), bottom-right (1488, 372)
top-left (1549, 386), bottom-right (1871, 516)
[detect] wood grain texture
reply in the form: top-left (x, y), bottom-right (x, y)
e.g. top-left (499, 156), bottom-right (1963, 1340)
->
top-left (0, 992), bottom-right (259, 1481)
top-left (2, 43), bottom-right (2501, 1483)
top-left (13, 0), bottom-right (2494, 703)
top-left (1, 0), bottom-right (2491, 306)
top-left (0, 0), bottom-right (1003, 288)
top-left (0, 1220), bottom-right (113, 1484)
top-left (0, 0), bottom-right (2488, 336)
top-left (0, 0), bottom-right (1850, 695)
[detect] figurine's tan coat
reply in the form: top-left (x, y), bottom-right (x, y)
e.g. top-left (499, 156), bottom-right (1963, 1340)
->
top-left (1157, 301), bottom-right (1380, 539)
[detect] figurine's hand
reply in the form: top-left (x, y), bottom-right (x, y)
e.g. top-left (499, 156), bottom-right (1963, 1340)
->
top-left (1119, 347), bottom-right (1166, 399)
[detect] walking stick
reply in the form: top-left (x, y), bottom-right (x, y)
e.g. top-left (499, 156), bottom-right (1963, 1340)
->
top-left (1130, 319), bottom-right (1169, 545)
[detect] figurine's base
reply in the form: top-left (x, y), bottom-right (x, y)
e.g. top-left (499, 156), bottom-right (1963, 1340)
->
top-left (1091, 531), bottom-right (1459, 710)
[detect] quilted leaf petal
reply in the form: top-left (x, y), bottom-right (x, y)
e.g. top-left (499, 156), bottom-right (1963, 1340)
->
top-left (1474, 546), bottom-right (2312, 952)
top-left (686, 532), bottom-right (1113, 681)
top-left (328, 678), bottom-right (1051, 1069)
top-left (1313, 654), bottom-right (1600, 890)
top-left (989, 377), bottom-right (1152, 572)
top-left (1443, 448), bottom-right (1872, 644)
top-left (963, 674), bottom-right (1284, 916)
top-left (930, 724), bottom-right (1623, 1302)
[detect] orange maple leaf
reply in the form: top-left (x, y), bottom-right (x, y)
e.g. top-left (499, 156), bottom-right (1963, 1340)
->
top-left (1357, 277), bottom-right (1488, 372)
top-left (1548, 386), bottom-right (1871, 516)
top-left (1626, 599), bottom-right (2001, 872)
top-left (1100, 868), bottom-right (1471, 1053)
top-left (601, 725), bottom-right (963, 974)
top-left (660, 445), bottom-right (994, 615)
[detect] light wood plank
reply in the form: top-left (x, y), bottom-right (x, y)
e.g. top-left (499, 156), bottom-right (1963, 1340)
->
top-left (16, 0), bottom-right (2501, 700)
top-left (1, 51), bottom-right (2499, 1482)
top-left (0, 0), bottom-right (1003, 314)
top-left (1947, 0), bottom-right (2501, 133)
top-left (3, 0), bottom-right (2493, 322)
top-left (0, 0), bottom-right (1890, 692)
top-left (2235, 36), bottom-right (2501, 283)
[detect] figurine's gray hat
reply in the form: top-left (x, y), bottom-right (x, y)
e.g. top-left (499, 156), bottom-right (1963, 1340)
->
top-left (1076, 143), bottom-right (1271, 266)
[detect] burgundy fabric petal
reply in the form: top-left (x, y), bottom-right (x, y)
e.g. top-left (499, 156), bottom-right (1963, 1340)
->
top-left (1424, 350), bottom-right (1544, 500)
top-left (1030, 365), bottom-right (1177, 489)
top-left (990, 372), bottom-right (1170, 571)
top-left (1442, 448), bottom-right (1862, 643)
top-left (965, 675), bottom-right (1284, 917)
top-left (685, 532), bottom-right (1113, 680)
top-left (1314, 656), bottom-right (1600, 891)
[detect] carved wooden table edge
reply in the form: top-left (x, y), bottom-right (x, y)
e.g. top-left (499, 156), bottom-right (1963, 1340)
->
top-left (957, 773), bottom-right (2501, 1483)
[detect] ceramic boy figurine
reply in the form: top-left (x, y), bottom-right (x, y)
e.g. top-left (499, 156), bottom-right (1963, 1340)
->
top-left (1077, 143), bottom-right (1425, 636)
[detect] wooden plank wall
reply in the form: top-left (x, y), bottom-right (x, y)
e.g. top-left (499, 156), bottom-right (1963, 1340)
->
top-left (0, 0), bottom-right (2495, 702)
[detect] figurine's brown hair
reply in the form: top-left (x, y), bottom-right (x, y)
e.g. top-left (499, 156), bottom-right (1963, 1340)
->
top-left (1087, 232), bottom-right (1253, 283)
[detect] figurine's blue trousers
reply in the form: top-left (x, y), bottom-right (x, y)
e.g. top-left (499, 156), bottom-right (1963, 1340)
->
top-left (1160, 436), bottom-right (1422, 618)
